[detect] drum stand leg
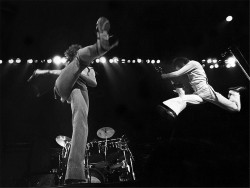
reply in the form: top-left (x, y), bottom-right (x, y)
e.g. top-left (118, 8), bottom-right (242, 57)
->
top-left (129, 156), bottom-right (136, 181)
top-left (127, 147), bottom-right (136, 181)
top-left (85, 150), bottom-right (91, 183)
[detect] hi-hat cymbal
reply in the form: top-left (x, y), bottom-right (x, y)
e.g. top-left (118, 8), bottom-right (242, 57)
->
top-left (97, 127), bottom-right (115, 139)
top-left (56, 135), bottom-right (71, 147)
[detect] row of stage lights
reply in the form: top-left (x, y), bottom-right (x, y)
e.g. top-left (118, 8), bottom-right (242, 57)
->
top-left (1, 56), bottom-right (237, 69)
top-left (202, 56), bottom-right (237, 69)
top-left (0, 56), bottom-right (161, 65)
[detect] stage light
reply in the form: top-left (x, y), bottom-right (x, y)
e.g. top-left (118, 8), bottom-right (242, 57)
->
top-left (99, 57), bottom-right (107, 64)
top-left (209, 65), bottom-right (214, 69)
top-left (214, 64), bottom-right (219, 68)
top-left (132, 60), bottom-right (136, 63)
top-left (113, 57), bottom-right (119, 63)
top-left (127, 60), bottom-right (131, 63)
top-left (231, 63), bottom-right (236, 67)
top-left (121, 59), bottom-right (126, 63)
top-left (207, 58), bottom-right (212, 64)
top-left (16, 58), bottom-right (21, 63)
top-left (0, 60), bottom-right (2, 64)
top-left (212, 59), bottom-right (217, 63)
top-left (95, 58), bottom-right (100, 63)
top-left (61, 57), bottom-right (67, 64)
top-left (8, 59), bottom-right (14, 64)
top-left (156, 60), bottom-right (160, 64)
top-left (53, 56), bottom-right (62, 65)
top-left (109, 59), bottom-right (114, 63)
top-left (225, 56), bottom-right (237, 68)
top-left (151, 60), bottom-right (155, 64)
top-left (137, 59), bottom-right (142, 63)
top-left (27, 59), bottom-right (33, 64)
top-left (47, 59), bottom-right (52, 63)
top-left (202, 64), bottom-right (205, 67)
top-left (226, 15), bottom-right (233, 22)
top-left (202, 59), bottom-right (206, 63)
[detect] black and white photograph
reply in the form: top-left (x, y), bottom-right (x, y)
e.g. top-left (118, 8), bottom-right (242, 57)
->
top-left (0, 0), bottom-right (249, 187)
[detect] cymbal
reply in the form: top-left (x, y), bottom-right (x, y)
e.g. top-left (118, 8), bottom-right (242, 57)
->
top-left (97, 127), bottom-right (115, 139)
top-left (56, 135), bottom-right (71, 147)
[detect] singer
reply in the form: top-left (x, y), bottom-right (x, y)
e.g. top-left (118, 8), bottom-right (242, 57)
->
top-left (54, 17), bottom-right (118, 185)
top-left (158, 57), bottom-right (246, 119)
top-left (29, 17), bottom-right (118, 185)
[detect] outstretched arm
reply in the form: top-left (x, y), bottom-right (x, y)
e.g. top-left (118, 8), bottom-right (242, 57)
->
top-left (27, 69), bottom-right (62, 82)
top-left (36, 69), bottom-right (61, 75)
top-left (161, 61), bottom-right (196, 79)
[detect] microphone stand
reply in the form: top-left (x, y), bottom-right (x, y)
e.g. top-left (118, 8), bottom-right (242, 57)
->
top-left (228, 47), bottom-right (250, 81)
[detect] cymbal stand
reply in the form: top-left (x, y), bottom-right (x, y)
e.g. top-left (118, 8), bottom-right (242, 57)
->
top-left (85, 148), bottom-right (91, 183)
top-left (127, 146), bottom-right (136, 180)
top-left (129, 154), bottom-right (136, 180)
top-left (104, 136), bottom-right (108, 161)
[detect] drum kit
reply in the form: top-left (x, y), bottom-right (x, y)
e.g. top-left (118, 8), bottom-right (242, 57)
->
top-left (54, 127), bottom-right (136, 185)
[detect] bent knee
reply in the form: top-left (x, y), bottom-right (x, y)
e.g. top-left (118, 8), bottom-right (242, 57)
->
top-left (229, 107), bottom-right (240, 113)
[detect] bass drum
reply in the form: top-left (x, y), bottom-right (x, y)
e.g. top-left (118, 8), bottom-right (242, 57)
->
top-left (88, 168), bottom-right (105, 183)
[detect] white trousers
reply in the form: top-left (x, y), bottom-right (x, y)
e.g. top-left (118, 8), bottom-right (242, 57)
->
top-left (163, 87), bottom-right (241, 116)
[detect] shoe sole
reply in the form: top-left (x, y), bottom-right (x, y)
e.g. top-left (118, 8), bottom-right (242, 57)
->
top-left (96, 17), bottom-right (110, 33)
top-left (157, 105), bottom-right (176, 121)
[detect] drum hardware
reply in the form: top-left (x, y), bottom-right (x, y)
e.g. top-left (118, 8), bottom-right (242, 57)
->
top-left (53, 131), bottom-right (136, 185)
top-left (56, 135), bottom-right (71, 148)
top-left (97, 127), bottom-right (115, 161)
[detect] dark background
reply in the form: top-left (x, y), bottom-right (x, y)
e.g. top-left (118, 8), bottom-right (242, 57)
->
top-left (0, 0), bottom-right (249, 187)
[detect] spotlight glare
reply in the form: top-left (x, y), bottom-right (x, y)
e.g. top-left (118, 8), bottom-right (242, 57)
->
top-left (27, 59), bottom-right (33, 64)
top-left (226, 56), bottom-right (237, 68)
top-left (16, 58), bottom-right (21, 63)
top-left (132, 60), bottom-right (136, 63)
top-left (202, 64), bottom-right (205, 67)
top-left (209, 65), bottom-right (214, 69)
top-left (214, 64), bottom-right (219, 68)
top-left (146, 59), bottom-right (150, 64)
top-left (156, 60), bottom-right (160, 64)
top-left (137, 59), bottom-right (142, 63)
top-left (0, 60), bottom-right (2, 64)
top-left (53, 56), bottom-right (62, 65)
top-left (8, 59), bottom-right (14, 64)
top-left (231, 63), bottom-right (236, 67)
top-left (96, 58), bottom-right (100, 63)
top-left (226, 15), bottom-right (233, 22)
top-left (113, 57), bottom-right (119, 63)
top-left (99, 57), bottom-right (107, 64)
top-left (109, 59), bottom-right (114, 63)
top-left (127, 60), bottom-right (131, 63)
top-left (47, 59), bottom-right (52, 64)
top-left (202, 59), bottom-right (206, 63)
top-left (207, 58), bottom-right (212, 64)
top-left (151, 60), bottom-right (155, 64)
top-left (212, 59), bottom-right (217, 63)
top-left (61, 57), bottom-right (67, 64)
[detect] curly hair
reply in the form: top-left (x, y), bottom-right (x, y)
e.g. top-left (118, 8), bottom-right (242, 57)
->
top-left (64, 44), bottom-right (82, 63)
top-left (172, 57), bottom-right (189, 70)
